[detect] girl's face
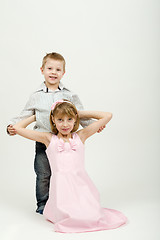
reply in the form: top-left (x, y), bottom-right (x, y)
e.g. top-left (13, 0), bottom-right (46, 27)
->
top-left (53, 114), bottom-right (76, 136)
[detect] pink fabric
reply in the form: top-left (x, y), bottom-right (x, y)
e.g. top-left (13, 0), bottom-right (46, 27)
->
top-left (51, 99), bottom-right (73, 111)
top-left (51, 100), bottom-right (64, 110)
top-left (43, 133), bottom-right (127, 233)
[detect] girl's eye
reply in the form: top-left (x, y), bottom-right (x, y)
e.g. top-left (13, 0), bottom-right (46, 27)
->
top-left (68, 118), bottom-right (72, 121)
top-left (57, 69), bottom-right (61, 71)
top-left (58, 119), bottom-right (62, 121)
top-left (48, 68), bottom-right (52, 70)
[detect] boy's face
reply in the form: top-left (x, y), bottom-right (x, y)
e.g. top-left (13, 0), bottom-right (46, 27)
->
top-left (41, 59), bottom-right (65, 88)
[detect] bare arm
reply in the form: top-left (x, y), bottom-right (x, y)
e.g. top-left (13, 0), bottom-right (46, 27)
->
top-left (77, 111), bottom-right (112, 143)
top-left (13, 115), bottom-right (51, 147)
top-left (72, 93), bottom-right (105, 132)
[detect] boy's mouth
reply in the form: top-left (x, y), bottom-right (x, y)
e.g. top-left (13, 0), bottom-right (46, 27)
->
top-left (49, 76), bottom-right (57, 79)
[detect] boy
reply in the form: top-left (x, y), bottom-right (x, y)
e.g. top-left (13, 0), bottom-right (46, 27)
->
top-left (7, 52), bottom-right (105, 214)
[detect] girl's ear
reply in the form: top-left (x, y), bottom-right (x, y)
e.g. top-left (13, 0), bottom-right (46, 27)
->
top-left (52, 117), bottom-right (56, 127)
top-left (52, 116), bottom-right (55, 123)
top-left (74, 114), bottom-right (78, 124)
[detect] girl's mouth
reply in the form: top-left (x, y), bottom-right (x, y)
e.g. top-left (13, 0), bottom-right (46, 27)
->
top-left (62, 128), bottom-right (70, 131)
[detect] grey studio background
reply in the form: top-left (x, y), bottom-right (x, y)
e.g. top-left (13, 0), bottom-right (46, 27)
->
top-left (0, 0), bottom-right (160, 240)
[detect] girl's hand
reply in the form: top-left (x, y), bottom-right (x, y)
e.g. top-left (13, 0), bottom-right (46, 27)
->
top-left (78, 111), bottom-right (107, 133)
top-left (32, 115), bottom-right (36, 122)
top-left (7, 125), bottom-right (17, 136)
top-left (97, 125), bottom-right (106, 133)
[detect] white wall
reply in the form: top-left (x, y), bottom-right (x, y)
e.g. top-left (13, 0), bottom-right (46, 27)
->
top-left (1, 0), bottom-right (160, 211)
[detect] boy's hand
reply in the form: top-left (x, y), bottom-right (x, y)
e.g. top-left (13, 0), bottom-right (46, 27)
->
top-left (7, 125), bottom-right (17, 136)
top-left (97, 125), bottom-right (106, 133)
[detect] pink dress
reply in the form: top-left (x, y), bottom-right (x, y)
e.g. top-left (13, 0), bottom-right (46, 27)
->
top-left (43, 132), bottom-right (127, 233)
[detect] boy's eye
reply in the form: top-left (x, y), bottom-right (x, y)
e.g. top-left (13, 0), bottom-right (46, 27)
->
top-left (57, 69), bottom-right (61, 71)
top-left (68, 118), bottom-right (73, 121)
top-left (48, 68), bottom-right (52, 70)
top-left (58, 119), bottom-right (62, 121)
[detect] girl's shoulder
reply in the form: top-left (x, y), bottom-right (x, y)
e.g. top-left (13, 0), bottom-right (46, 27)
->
top-left (75, 130), bottom-right (82, 137)
top-left (75, 130), bottom-right (85, 144)
top-left (45, 132), bottom-right (56, 147)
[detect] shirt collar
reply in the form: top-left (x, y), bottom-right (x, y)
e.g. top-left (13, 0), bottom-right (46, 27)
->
top-left (35, 81), bottom-right (69, 93)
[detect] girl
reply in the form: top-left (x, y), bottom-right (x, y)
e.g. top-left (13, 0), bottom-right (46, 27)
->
top-left (13, 99), bottom-right (127, 233)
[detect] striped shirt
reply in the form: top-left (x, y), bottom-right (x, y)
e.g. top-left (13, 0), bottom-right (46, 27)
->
top-left (8, 82), bottom-right (92, 132)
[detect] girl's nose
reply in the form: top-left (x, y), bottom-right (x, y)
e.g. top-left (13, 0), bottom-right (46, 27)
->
top-left (63, 120), bottom-right (68, 126)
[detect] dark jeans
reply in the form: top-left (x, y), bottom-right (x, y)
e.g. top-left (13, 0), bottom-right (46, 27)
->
top-left (34, 142), bottom-right (51, 213)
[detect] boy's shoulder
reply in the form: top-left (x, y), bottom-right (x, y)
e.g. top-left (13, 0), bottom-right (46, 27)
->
top-left (25, 82), bottom-right (47, 102)
top-left (59, 84), bottom-right (79, 98)
top-left (32, 82), bottom-right (48, 94)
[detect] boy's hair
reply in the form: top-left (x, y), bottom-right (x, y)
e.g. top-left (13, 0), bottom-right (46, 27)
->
top-left (50, 100), bottom-right (80, 135)
top-left (42, 52), bottom-right (66, 72)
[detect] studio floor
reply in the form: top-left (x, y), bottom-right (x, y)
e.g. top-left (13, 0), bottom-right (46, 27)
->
top-left (1, 197), bottom-right (160, 240)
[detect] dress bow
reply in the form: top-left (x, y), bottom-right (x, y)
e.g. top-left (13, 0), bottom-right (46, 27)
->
top-left (58, 138), bottom-right (77, 152)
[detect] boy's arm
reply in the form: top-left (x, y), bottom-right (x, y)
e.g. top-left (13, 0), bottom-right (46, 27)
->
top-left (7, 94), bottom-right (35, 135)
top-left (77, 110), bottom-right (112, 143)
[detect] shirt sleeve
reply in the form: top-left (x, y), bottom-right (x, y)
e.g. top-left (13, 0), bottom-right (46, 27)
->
top-left (71, 93), bottom-right (94, 128)
top-left (8, 93), bottom-right (35, 126)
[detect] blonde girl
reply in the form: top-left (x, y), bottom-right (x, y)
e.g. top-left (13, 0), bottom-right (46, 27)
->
top-left (13, 99), bottom-right (127, 233)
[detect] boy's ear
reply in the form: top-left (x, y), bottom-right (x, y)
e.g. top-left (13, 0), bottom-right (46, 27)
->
top-left (40, 67), bottom-right (44, 74)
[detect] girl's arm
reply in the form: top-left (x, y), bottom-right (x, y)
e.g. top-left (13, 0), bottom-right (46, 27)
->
top-left (13, 115), bottom-right (51, 147)
top-left (77, 111), bottom-right (112, 143)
